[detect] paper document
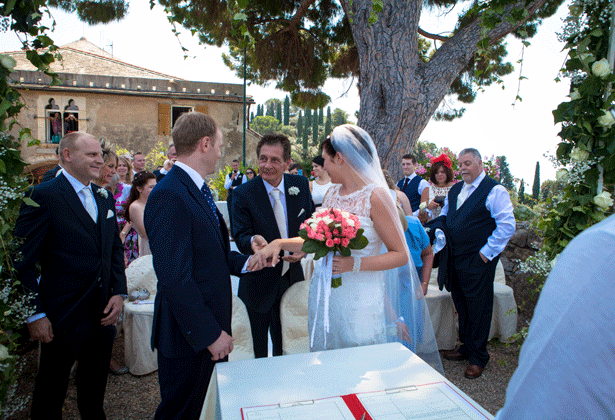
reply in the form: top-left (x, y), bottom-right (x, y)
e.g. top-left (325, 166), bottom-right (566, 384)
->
top-left (242, 397), bottom-right (356, 420)
top-left (357, 382), bottom-right (489, 420)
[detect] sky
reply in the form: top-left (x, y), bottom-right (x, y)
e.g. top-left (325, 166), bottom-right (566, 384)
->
top-left (0, 1), bottom-right (572, 183)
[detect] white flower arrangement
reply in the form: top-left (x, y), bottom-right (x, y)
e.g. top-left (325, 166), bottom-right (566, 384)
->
top-left (597, 110), bottom-right (615, 128)
top-left (569, 147), bottom-right (589, 162)
top-left (288, 186), bottom-right (300, 196)
top-left (593, 191), bottom-right (613, 211)
top-left (555, 168), bottom-right (569, 182)
top-left (97, 188), bottom-right (109, 199)
top-left (592, 58), bottom-right (612, 78)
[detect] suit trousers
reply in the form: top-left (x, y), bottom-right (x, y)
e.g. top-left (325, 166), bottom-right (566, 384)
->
top-left (246, 272), bottom-right (290, 358)
top-left (31, 324), bottom-right (116, 420)
top-left (450, 253), bottom-right (497, 368)
top-left (155, 349), bottom-right (223, 420)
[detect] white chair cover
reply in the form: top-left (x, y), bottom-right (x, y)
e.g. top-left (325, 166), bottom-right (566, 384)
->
top-left (126, 255), bottom-right (157, 294)
top-left (280, 256), bottom-right (315, 355)
top-left (229, 294), bottom-right (254, 361)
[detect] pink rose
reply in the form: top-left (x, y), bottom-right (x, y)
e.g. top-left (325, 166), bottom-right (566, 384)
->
top-left (317, 234), bottom-right (325, 241)
top-left (325, 239), bottom-right (334, 247)
top-left (333, 238), bottom-right (341, 245)
top-left (341, 238), bottom-right (350, 247)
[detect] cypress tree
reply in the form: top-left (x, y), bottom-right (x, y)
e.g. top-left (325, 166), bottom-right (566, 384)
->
top-left (518, 179), bottom-right (525, 204)
top-left (297, 111), bottom-right (303, 139)
top-left (532, 161), bottom-right (540, 201)
top-left (305, 108), bottom-right (311, 128)
top-left (302, 119), bottom-right (309, 159)
top-left (276, 101), bottom-right (282, 124)
top-left (498, 155), bottom-right (515, 191)
top-left (266, 103), bottom-right (274, 117)
top-left (318, 107), bottom-right (324, 125)
top-left (312, 115), bottom-right (319, 145)
top-left (283, 96), bottom-right (290, 126)
top-left (325, 106), bottom-right (332, 134)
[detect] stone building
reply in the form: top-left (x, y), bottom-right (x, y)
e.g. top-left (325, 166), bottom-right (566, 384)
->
top-left (4, 38), bottom-right (258, 180)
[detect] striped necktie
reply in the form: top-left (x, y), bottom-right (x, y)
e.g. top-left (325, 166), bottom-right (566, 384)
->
top-left (201, 182), bottom-right (220, 224)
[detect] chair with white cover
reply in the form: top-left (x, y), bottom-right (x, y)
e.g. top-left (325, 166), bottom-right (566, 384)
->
top-left (125, 255), bottom-right (157, 294)
top-left (228, 294), bottom-right (254, 361)
top-left (279, 256), bottom-right (315, 355)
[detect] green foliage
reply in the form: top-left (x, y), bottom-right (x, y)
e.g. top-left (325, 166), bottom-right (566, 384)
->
top-left (251, 115), bottom-right (281, 135)
top-left (532, 162), bottom-right (540, 200)
top-left (331, 108), bottom-right (348, 127)
top-left (210, 163), bottom-right (250, 201)
top-left (145, 141), bottom-right (168, 170)
top-left (539, 0), bottom-right (615, 259)
top-left (518, 179), bottom-right (526, 204)
top-left (297, 111), bottom-right (303, 139)
top-left (540, 179), bottom-right (565, 202)
top-left (283, 96), bottom-right (290, 126)
top-left (325, 106), bottom-right (332, 135)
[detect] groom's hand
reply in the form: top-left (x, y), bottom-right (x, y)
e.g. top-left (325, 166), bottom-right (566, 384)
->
top-left (208, 331), bottom-right (235, 361)
top-left (251, 235), bottom-right (268, 252)
top-left (282, 251), bottom-right (306, 263)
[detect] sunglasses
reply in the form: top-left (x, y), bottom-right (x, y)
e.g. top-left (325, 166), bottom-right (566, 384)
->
top-left (246, 171), bottom-right (254, 175)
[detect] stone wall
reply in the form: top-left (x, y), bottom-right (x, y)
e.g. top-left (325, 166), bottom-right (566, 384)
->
top-left (500, 221), bottom-right (543, 318)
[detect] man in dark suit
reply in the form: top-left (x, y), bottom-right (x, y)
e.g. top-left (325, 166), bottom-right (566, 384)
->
top-left (40, 147), bottom-right (62, 183)
top-left (14, 132), bottom-right (127, 419)
top-left (397, 153), bottom-right (429, 215)
top-left (232, 133), bottom-right (315, 358)
top-left (437, 148), bottom-right (515, 379)
top-left (153, 144), bottom-right (177, 182)
top-left (144, 112), bottom-right (272, 420)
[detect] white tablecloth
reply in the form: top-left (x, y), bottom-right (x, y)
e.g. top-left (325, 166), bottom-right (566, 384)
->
top-left (200, 342), bottom-right (494, 420)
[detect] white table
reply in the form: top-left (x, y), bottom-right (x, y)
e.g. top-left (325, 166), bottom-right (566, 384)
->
top-left (201, 342), bottom-right (494, 420)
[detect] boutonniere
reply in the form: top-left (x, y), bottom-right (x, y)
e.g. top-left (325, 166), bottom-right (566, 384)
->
top-left (288, 186), bottom-right (300, 196)
top-left (97, 188), bottom-right (109, 199)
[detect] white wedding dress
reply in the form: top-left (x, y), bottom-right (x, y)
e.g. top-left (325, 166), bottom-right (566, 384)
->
top-left (308, 184), bottom-right (388, 351)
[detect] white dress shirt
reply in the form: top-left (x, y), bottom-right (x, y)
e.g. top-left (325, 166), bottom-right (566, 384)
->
top-left (224, 171), bottom-right (248, 190)
top-left (440, 172), bottom-right (515, 260)
top-left (495, 215), bottom-right (615, 419)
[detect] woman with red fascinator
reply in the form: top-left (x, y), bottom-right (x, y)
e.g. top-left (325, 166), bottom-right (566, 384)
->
top-left (419, 153), bottom-right (455, 221)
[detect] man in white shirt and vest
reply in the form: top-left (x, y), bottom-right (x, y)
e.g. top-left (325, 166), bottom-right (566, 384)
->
top-left (397, 153), bottom-right (429, 215)
top-left (438, 148), bottom-right (515, 379)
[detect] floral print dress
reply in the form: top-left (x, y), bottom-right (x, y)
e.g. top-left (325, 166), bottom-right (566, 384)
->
top-left (115, 183), bottom-right (139, 267)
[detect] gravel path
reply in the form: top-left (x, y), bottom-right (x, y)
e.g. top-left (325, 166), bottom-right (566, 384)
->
top-left (7, 331), bottom-right (519, 420)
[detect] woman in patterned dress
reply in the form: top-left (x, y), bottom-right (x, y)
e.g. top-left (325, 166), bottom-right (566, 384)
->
top-left (420, 153), bottom-right (455, 221)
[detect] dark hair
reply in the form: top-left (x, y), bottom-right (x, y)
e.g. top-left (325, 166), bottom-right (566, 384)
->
top-left (323, 125), bottom-right (374, 163)
top-left (172, 112), bottom-right (218, 156)
top-left (123, 171), bottom-right (156, 222)
top-left (402, 153), bottom-right (417, 164)
top-left (245, 167), bottom-right (256, 175)
top-left (312, 155), bottom-right (325, 166)
top-left (256, 133), bottom-right (291, 161)
top-left (132, 152), bottom-right (143, 158)
top-left (232, 159), bottom-right (239, 164)
top-left (320, 136), bottom-right (336, 158)
top-left (289, 163), bottom-right (302, 172)
top-left (429, 161), bottom-right (454, 185)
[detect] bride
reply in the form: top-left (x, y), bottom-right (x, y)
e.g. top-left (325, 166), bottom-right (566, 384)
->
top-left (266, 124), bottom-right (442, 372)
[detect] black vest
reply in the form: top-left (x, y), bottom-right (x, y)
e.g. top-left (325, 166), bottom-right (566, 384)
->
top-left (229, 172), bottom-right (244, 188)
top-left (398, 176), bottom-right (422, 212)
top-left (446, 176), bottom-right (498, 257)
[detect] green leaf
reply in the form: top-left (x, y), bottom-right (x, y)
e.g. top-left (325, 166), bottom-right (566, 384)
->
top-left (339, 247), bottom-right (351, 257)
top-left (301, 240), bottom-right (320, 254)
top-left (314, 247), bottom-right (329, 260)
top-left (0, 159), bottom-right (5, 173)
top-left (22, 197), bottom-right (39, 207)
top-left (237, 0), bottom-right (249, 8)
top-left (331, 276), bottom-right (342, 288)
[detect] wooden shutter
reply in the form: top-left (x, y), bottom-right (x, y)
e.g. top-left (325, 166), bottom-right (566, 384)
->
top-left (195, 105), bottom-right (208, 115)
top-left (158, 103), bottom-right (171, 135)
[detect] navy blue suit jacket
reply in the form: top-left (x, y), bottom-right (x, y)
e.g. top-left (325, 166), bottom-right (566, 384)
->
top-left (144, 165), bottom-right (249, 358)
top-left (14, 173), bottom-right (127, 337)
top-left (232, 174), bottom-right (314, 313)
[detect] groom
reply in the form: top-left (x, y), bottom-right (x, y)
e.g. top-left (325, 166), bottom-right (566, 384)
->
top-left (144, 112), bottom-right (273, 420)
top-left (232, 133), bottom-right (315, 357)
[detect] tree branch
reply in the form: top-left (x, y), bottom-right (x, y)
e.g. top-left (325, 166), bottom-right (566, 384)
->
top-left (418, 27), bottom-right (450, 43)
top-left (280, 0), bottom-right (318, 33)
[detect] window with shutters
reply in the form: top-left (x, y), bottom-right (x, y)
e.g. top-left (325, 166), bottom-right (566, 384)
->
top-left (172, 106), bottom-right (193, 127)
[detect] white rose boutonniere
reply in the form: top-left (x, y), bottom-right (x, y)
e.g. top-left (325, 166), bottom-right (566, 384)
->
top-left (288, 186), bottom-right (300, 196)
top-left (592, 58), bottom-right (612, 78)
top-left (97, 188), bottom-right (109, 199)
top-left (593, 191), bottom-right (614, 211)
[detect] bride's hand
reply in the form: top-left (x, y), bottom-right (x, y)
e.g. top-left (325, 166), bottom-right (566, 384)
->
top-left (331, 255), bottom-right (353, 275)
top-left (396, 320), bottom-right (412, 343)
top-left (258, 239), bottom-right (282, 267)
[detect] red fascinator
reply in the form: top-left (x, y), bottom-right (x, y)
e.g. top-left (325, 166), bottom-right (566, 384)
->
top-left (430, 153), bottom-right (452, 168)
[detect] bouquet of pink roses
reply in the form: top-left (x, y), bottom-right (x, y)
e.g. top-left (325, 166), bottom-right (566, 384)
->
top-left (298, 208), bottom-right (368, 287)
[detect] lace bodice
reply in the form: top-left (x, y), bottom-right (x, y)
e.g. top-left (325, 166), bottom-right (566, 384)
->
top-left (428, 184), bottom-right (452, 219)
top-left (322, 184), bottom-right (376, 218)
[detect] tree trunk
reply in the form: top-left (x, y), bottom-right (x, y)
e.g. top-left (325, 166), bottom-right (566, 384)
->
top-left (343, 0), bottom-right (547, 178)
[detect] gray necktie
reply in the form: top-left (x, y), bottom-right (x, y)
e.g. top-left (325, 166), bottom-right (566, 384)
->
top-left (456, 183), bottom-right (472, 210)
top-left (81, 186), bottom-right (97, 222)
top-left (271, 188), bottom-right (289, 275)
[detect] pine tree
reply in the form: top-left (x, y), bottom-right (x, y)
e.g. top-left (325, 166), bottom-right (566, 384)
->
top-left (283, 96), bottom-right (290, 126)
top-left (297, 111), bottom-right (303, 139)
top-left (532, 162), bottom-right (540, 201)
top-left (498, 155), bottom-right (515, 191)
top-left (518, 179), bottom-right (526, 204)
top-left (325, 106), bottom-right (332, 135)
top-left (276, 101), bottom-right (283, 124)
